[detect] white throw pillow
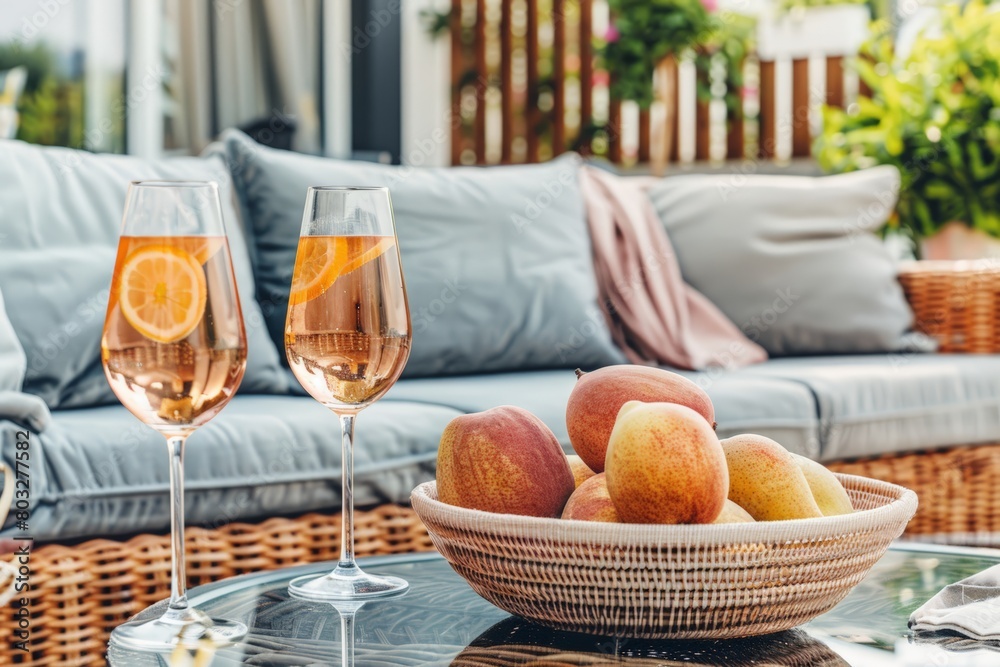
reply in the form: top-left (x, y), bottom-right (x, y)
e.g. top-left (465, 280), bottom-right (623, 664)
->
top-left (648, 166), bottom-right (920, 355)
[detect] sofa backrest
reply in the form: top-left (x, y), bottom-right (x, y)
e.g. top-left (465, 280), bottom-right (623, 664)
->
top-left (215, 129), bottom-right (625, 379)
top-left (0, 139), bottom-right (286, 409)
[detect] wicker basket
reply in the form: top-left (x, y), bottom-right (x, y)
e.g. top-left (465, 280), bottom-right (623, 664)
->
top-left (412, 475), bottom-right (917, 639)
top-left (898, 260), bottom-right (1000, 353)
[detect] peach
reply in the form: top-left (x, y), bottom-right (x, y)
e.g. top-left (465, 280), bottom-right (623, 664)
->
top-left (561, 473), bottom-right (619, 522)
top-left (566, 454), bottom-right (596, 489)
top-left (436, 406), bottom-right (574, 518)
top-left (605, 401), bottom-right (728, 524)
top-left (566, 365), bottom-right (715, 472)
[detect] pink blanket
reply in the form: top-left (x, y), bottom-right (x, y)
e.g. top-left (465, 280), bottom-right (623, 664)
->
top-left (581, 166), bottom-right (767, 370)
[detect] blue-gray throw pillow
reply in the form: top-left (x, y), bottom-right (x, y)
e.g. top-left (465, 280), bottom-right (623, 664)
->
top-left (0, 139), bottom-right (287, 408)
top-left (215, 130), bottom-right (625, 377)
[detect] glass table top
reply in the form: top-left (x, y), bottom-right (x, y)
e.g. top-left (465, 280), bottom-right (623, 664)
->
top-left (109, 543), bottom-right (1000, 666)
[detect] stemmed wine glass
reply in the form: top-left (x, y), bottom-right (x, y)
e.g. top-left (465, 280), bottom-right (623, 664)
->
top-left (285, 186), bottom-right (412, 600)
top-left (102, 181), bottom-right (248, 649)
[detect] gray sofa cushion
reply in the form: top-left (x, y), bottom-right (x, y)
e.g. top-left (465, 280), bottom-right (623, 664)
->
top-left (647, 166), bottom-right (920, 356)
top-left (2, 395), bottom-right (460, 542)
top-left (0, 140), bottom-right (287, 408)
top-left (741, 355), bottom-right (1000, 461)
top-left (387, 368), bottom-right (821, 458)
top-left (216, 130), bottom-right (626, 378)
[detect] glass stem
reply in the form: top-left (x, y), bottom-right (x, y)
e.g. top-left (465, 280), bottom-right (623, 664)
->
top-left (340, 608), bottom-right (356, 667)
top-left (338, 412), bottom-right (357, 573)
top-left (166, 435), bottom-right (190, 610)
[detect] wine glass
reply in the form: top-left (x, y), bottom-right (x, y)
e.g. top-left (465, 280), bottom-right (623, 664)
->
top-left (102, 181), bottom-right (248, 649)
top-left (285, 186), bottom-right (412, 600)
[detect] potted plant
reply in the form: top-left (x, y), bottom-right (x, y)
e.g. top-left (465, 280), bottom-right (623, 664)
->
top-left (815, 0), bottom-right (1000, 259)
top-left (600, 0), bottom-right (714, 172)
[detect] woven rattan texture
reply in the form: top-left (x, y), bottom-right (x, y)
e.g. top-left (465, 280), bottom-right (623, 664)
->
top-left (412, 475), bottom-right (917, 639)
top-left (898, 260), bottom-right (1000, 353)
top-left (0, 505), bottom-right (433, 666)
top-left (827, 442), bottom-right (1000, 538)
top-left (8, 441), bottom-right (1000, 664)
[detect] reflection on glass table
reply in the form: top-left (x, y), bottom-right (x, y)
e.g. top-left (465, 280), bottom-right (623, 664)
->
top-left (107, 544), bottom-right (1000, 666)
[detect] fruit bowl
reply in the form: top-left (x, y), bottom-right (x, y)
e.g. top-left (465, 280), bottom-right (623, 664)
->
top-left (411, 474), bottom-right (917, 639)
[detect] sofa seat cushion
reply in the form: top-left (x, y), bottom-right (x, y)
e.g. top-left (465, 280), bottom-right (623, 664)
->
top-left (387, 368), bottom-right (820, 458)
top-left (740, 355), bottom-right (1000, 461)
top-left (5, 396), bottom-right (461, 542)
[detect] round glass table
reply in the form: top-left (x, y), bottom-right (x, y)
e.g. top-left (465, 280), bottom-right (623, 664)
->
top-left (109, 543), bottom-right (1000, 666)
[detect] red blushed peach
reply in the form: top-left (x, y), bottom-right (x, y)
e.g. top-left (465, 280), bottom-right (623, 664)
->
top-left (566, 366), bottom-right (715, 473)
top-left (561, 473), bottom-right (619, 522)
top-left (436, 406), bottom-right (574, 518)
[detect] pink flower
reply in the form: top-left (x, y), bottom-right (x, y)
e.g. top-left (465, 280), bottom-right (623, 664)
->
top-left (701, 0), bottom-right (718, 12)
top-left (604, 24), bottom-right (620, 43)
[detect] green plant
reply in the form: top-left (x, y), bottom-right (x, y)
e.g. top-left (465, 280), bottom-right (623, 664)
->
top-left (776, 0), bottom-right (866, 14)
top-left (816, 0), bottom-right (1000, 241)
top-left (693, 13), bottom-right (755, 119)
top-left (600, 0), bottom-right (713, 107)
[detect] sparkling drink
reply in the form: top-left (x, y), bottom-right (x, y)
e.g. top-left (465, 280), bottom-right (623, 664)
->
top-left (102, 235), bottom-right (247, 433)
top-left (285, 235), bottom-right (410, 408)
top-left (284, 187), bottom-right (412, 601)
top-left (105, 182), bottom-right (249, 650)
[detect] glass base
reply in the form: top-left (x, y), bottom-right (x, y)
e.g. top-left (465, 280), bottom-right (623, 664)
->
top-left (109, 605), bottom-right (247, 652)
top-left (289, 563), bottom-right (409, 601)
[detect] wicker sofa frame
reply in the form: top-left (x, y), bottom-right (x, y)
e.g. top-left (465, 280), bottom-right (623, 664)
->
top-left (5, 261), bottom-right (1000, 666)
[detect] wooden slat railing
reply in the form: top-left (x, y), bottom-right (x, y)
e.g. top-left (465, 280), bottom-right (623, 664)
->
top-left (448, 0), bottom-right (863, 167)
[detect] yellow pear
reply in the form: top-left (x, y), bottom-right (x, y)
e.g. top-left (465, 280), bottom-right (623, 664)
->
top-left (720, 434), bottom-right (823, 521)
top-left (712, 499), bottom-right (756, 524)
top-left (792, 454), bottom-right (854, 516)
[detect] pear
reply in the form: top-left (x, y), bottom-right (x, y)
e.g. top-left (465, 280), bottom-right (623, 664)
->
top-left (721, 434), bottom-right (823, 521)
top-left (605, 401), bottom-right (728, 524)
top-left (792, 454), bottom-right (854, 516)
top-left (713, 499), bottom-right (756, 524)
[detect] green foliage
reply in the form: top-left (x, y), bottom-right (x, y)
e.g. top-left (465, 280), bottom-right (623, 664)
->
top-left (776, 0), bottom-right (866, 13)
top-left (600, 0), bottom-right (714, 107)
top-left (815, 0), bottom-right (1000, 240)
top-left (420, 8), bottom-right (452, 38)
top-left (0, 42), bottom-right (56, 93)
top-left (16, 76), bottom-right (84, 147)
top-left (694, 13), bottom-right (755, 118)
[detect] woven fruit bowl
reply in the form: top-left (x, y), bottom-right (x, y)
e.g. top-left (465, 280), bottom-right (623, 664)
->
top-left (411, 474), bottom-right (917, 640)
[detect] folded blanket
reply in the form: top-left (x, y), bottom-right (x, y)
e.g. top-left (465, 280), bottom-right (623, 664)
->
top-left (910, 562), bottom-right (1000, 644)
top-left (580, 166), bottom-right (767, 370)
top-left (0, 391), bottom-right (50, 434)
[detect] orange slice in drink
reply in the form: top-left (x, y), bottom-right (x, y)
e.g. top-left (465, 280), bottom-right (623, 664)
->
top-left (288, 237), bottom-right (396, 305)
top-left (118, 245), bottom-right (207, 343)
top-left (127, 236), bottom-right (224, 265)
